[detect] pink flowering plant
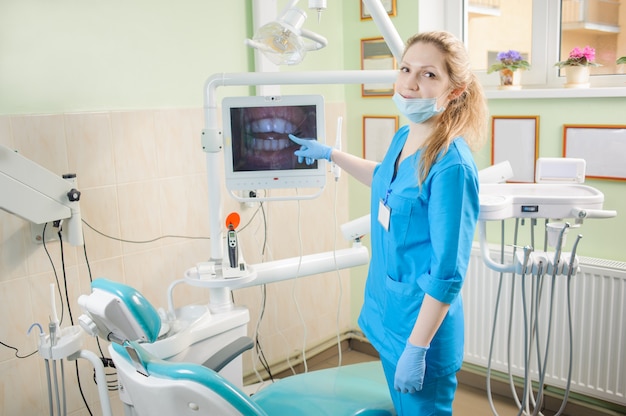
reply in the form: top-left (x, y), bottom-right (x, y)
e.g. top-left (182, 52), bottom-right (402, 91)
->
top-left (487, 50), bottom-right (531, 73)
top-left (555, 46), bottom-right (600, 68)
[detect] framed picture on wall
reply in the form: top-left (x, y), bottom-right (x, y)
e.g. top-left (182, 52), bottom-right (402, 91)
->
top-left (363, 115), bottom-right (398, 161)
top-left (360, 37), bottom-right (396, 97)
top-left (491, 116), bottom-right (539, 183)
top-left (360, 0), bottom-right (397, 20)
top-left (563, 124), bottom-right (626, 181)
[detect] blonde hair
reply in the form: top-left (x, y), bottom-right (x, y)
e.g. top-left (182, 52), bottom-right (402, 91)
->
top-left (404, 31), bottom-right (488, 184)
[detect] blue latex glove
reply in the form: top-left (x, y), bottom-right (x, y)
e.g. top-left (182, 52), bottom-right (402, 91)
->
top-left (288, 134), bottom-right (332, 165)
top-left (394, 342), bottom-right (429, 394)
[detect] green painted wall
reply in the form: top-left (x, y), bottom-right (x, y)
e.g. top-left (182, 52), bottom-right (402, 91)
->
top-left (0, 0), bottom-right (253, 113)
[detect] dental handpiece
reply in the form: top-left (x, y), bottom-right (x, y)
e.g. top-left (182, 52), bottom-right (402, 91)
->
top-left (567, 234), bottom-right (583, 278)
top-left (49, 321), bottom-right (58, 347)
top-left (553, 222), bottom-right (571, 273)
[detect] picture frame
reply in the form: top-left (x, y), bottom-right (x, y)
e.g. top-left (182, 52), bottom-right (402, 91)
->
top-left (360, 0), bottom-right (397, 20)
top-left (491, 116), bottom-right (539, 183)
top-left (360, 37), bottom-right (396, 97)
top-left (563, 124), bottom-right (626, 181)
top-left (363, 115), bottom-right (399, 161)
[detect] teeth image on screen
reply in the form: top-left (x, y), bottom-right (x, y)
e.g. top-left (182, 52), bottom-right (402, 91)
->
top-left (235, 105), bottom-right (316, 171)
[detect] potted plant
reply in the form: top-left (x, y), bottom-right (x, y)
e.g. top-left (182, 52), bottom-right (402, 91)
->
top-left (555, 46), bottom-right (600, 88)
top-left (617, 56), bottom-right (626, 65)
top-left (487, 50), bottom-right (531, 90)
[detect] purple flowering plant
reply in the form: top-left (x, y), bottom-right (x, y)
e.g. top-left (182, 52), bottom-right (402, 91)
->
top-left (487, 50), bottom-right (531, 74)
top-left (555, 46), bottom-right (600, 68)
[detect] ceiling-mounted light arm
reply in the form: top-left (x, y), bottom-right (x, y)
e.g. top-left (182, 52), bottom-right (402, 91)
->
top-left (299, 28), bottom-right (327, 51)
top-left (362, 0), bottom-right (404, 62)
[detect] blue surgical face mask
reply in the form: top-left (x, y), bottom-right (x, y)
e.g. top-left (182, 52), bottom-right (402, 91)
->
top-left (392, 92), bottom-right (445, 124)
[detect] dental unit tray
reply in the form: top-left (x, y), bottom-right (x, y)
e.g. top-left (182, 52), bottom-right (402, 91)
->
top-left (479, 183), bottom-right (607, 221)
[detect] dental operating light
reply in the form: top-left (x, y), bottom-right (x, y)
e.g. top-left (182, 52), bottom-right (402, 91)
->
top-left (245, 0), bottom-right (328, 65)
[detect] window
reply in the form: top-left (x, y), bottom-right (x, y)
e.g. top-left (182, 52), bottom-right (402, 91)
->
top-left (445, 0), bottom-right (626, 89)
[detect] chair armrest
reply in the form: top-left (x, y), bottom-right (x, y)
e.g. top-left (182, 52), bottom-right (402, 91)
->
top-left (202, 336), bottom-right (254, 373)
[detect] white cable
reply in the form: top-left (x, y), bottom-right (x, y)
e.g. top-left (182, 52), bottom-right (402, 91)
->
top-left (292, 195), bottom-right (308, 373)
top-left (273, 287), bottom-right (297, 375)
top-left (331, 116), bottom-right (342, 181)
top-left (251, 285), bottom-right (267, 389)
top-left (332, 176), bottom-right (343, 367)
top-left (264, 189), bottom-right (297, 376)
top-left (243, 189), bottom-right (279, 385)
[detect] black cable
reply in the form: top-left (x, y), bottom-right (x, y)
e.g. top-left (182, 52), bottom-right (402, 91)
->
top-left (57, 230), bottom-right (74, 326)
top-left (93, 366), bottom-right (119, 392)
top-left (54, 227), bottom-right (93, 416)
top-left (81, 230), bottom-right (118, 390)
top-left (260, 202), bottom-right (268, 256)
top-left (256, 338), bottom-right (274, 382)
top-left (234, 200), bottom-right (273, 381)
top-left (255, 285), bottom-right (274, 381)
top-left (82, 219), bottom-right (209, 244)
top-left (236, 193), bottom-right (268, 256)
top-left (0, 341), bottom-right (37, 358)
top-left (81, 232), bottom-right (108, 360)
top-left (42, 223), bottom-right (65, 325)
top-left (75, 362), bottom-right (93, 416)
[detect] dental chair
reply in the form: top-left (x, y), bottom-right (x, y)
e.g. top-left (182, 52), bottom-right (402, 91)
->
top-left (79, 278), bottom-right (395, 416)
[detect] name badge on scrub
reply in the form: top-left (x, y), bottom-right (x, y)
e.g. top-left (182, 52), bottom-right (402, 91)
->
top-left (378, 189), bottom-right (392, 231)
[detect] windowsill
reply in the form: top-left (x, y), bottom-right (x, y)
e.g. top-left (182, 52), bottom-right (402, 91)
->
top-left (485, 85), bottom-right (626, 99)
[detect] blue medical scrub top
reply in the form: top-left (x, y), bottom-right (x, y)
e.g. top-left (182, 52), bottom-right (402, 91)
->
top-left (358, 125), bottom-right (480, 380)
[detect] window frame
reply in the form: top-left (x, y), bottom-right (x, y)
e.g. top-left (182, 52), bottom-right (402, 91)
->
top-left (443, 0), bottom-right (626, 91)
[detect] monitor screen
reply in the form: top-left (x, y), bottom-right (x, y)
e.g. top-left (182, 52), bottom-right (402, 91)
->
top-left (222, 94), bottom-right (326, 192)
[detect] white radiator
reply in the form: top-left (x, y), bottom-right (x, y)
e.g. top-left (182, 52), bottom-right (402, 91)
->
top-left (463, 244), bottom-right (626, 406)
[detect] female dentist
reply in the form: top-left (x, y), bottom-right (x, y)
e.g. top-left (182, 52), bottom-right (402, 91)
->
top-left (289, 31), bottom-right (488, 415)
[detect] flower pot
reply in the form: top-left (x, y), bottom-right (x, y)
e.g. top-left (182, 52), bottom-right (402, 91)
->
top-left (498, 69), bottom-right (522, 90)
top-left (564, 66), bottom-right (590, 88)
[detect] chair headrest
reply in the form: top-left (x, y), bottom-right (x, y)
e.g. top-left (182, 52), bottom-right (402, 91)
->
top-left (78, 278), bottom-right (161, 344)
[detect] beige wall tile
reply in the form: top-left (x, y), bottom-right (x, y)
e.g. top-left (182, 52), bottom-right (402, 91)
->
top-left (0, 277), bottom-right (35, 362)
top-left (64, 112), bottom-right (116, 189)
top-left (0, 358), bottom-right (46, 415)
top-left (10, 114), bottom-right (69, 174)
top-left (78, 186), bottom-right (123, 262)
top-left (158, 173), bottom-right (210, 238)
top-left (0, 115), bottom-right (13, 147)
top-left (110, 111), bottom-right (158, 184)
top-left (117, 180), bottom-right (162, 254)
top-left (153, 108), bottom-right (206, 177)
top-left (0, 211), bottom-right (29, 282)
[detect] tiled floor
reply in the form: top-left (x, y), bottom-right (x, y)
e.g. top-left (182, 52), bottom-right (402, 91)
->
top-left (309, 349), bottom-right (522, 416)
top-left (264, 341), bottom-right (621, 416)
